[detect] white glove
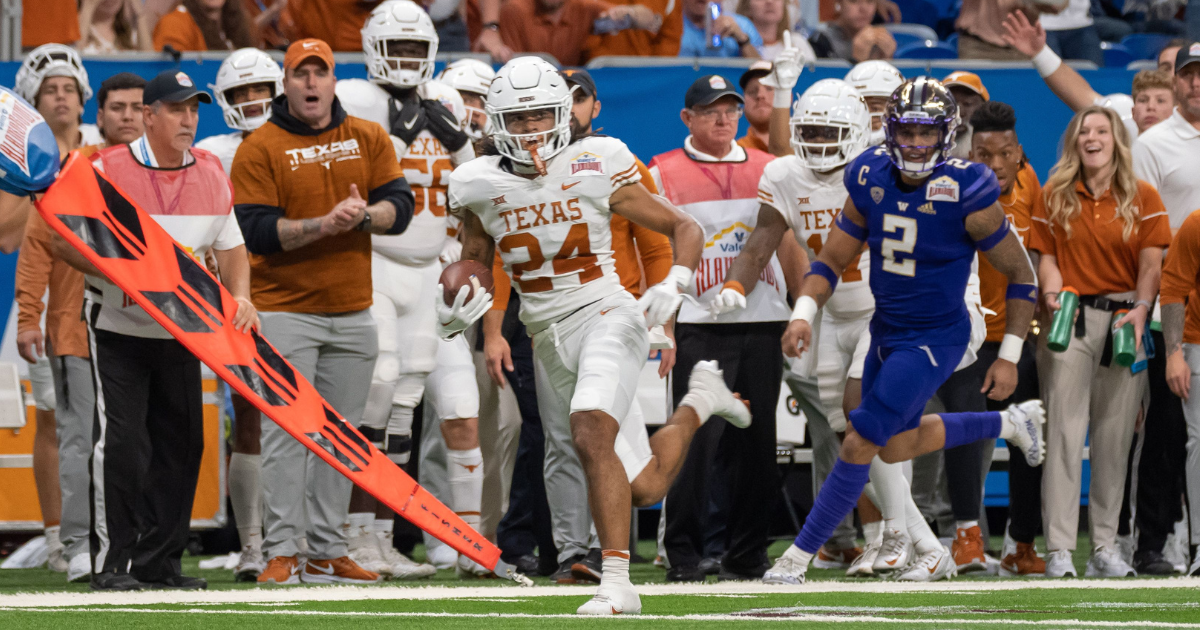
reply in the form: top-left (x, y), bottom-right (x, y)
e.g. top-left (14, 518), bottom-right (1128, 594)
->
top-left (638, 265), bottom-right (692, 328)
top-left (439, 238), bottom-right (463, 265)
top-left (436, 281), bottom-right (493, 339)
top-left (760, 31), bottom-right (806, 92)
top-left (710, 286), bottom-right (747, 318)
top-left (648, 325), bottom-right (674, 350)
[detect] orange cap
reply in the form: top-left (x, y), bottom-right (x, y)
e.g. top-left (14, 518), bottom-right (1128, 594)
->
top-left (284, 38), bottom-right (335, 71)
top-left (942, 71), bottom-right (989, 102)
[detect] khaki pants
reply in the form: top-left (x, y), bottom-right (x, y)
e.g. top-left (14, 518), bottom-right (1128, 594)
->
top-left (1038, 294), bottom-right (1145, 552)
top-left (956, 31), bottom-right (1031, 61)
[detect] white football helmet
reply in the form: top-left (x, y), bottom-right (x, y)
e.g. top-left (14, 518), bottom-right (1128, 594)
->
top-left (362, 0), bottom-right (439, 88)
top-left (15, 44), bottom-right (93, 104)
top-left (211, 48), bottom-right (283, 132)
top-left (437, 59), bottom-right (496, 139)
top-left (844, 60), bottom-right (903, 145)
top-left (790, 79), bottom-right (871, 171)
top-left (487, 57), bottom-right (572, 166)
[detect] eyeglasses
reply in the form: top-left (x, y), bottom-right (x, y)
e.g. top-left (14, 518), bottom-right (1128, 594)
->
top-left (690, 106), bottom-right (743, 121)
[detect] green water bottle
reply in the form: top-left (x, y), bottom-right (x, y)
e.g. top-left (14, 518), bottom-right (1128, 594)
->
top-left (1112, 310), bottom-right (1137, 367)
top-left (1047, 286), bottom-right (1079, 352)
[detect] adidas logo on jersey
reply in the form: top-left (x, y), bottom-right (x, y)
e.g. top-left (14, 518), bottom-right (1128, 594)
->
top-left (285, 139), bottom-right (361, 170)
top-left (917, 202), bottom-right (936, 215)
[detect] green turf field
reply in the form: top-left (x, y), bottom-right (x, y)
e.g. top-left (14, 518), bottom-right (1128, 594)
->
top-left (1, 539), bottom-right (1197, 629)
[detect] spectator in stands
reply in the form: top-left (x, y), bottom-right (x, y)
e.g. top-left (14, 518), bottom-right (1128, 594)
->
top-left (737, 0), bottom-right (817, 60)
top-left (586, 0), bottom-right (685, 57)
top-left (810, 0), bottom-right (895, 62)
top-left (499, 0), bottom-right (665, 65)
top-left (679, 0), bottom-right (763, 57)
top-left (957, 0), bottom-right (1031, 61)
top-left (1030, 105), bottom-right (1170, 578)
top-left (1039, 0), bottom-right (1103, 65)
top-left (737, 61), bottom-right (774, 152)
top-left (77, 0), bottom-right (154, 52)
top-left (153, 0), bottom-right (257, 52)
top-left (22, 0), bottom-right (80, 49)
top-left (284, 0), bottom-right (376, 51)
top-left (1133, 43), bottom-right (1200, 575)
top-left (943, 71), bottom-right (989, 160)
top-left (243, 0), bottom-right (294, 49)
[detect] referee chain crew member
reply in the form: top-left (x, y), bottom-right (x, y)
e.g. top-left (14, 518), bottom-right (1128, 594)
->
top-left (54, 70), bottom-right (256, 592)
top-left (231, 38), bottom-right (415, 586)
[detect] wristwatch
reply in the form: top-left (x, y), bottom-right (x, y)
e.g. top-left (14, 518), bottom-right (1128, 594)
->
top-left (357, 211), bottom-right (372, 232)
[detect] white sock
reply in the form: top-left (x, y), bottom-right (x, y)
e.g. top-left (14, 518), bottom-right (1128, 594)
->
top-left (869, 458), bottom-right (907, 524)
top-left (44, 525), bottom-right (61, 548)
top-left (374, 518), bottom-right (394, 537)
top-left (387, 405), bottom-right (415, 465)
top-left (905, 495), bottom-right (941, 555)
top-left (601, 550), bottom-right (631, 585)
top-left (784, 544), bottom-right (813, 567)
top-left (228, 453), bottom-right (263, 550)
top-left (957, 520), bottom-right (979, 531)
top-left (348, 512), bottom-right (374, 539)
top-left (678, 389), bottom-right (715, 424)
top-left (998, 410), bottom-right (1017, 440)
top-left (863, 521), bottom-right (883, 545)
top-left (447, 447), bottom-right (483, 531)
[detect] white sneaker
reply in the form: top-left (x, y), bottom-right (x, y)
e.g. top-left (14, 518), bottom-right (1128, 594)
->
top-left (847, 541), bottom-right (881, 577)
top-left (234, 545), bottom-right (267, 582)
top-left (762, 545), bottom-right (809, 585)
top-left (1188, 554), bottom-right (1200, 577)
top-left (349, 533), bottom-right (390, 575)
top-left (426, 543), bottom-right (458, 570)
top-left (873, 529), bottom-right (912, 573)
top-left (577, 581), bottom-right (642, 615)
top-left (1086, 547), bottom-right (1137, 578)
top-left (1045, 549), bottom-right (1077, 578)
top-left (1004, 400), bottom-right (1045, 466)
top-left (378, 537), bottom-right (436, 580)
top-left (66, 553), bottom-right (90, 583)
top-left (895, 545), bottom-right (957, 582)
top-left (455, 553), bottom-right (493, 578)
top-left (683, 361), bottom-right (751, 428)
top-left (44, 527), bottom-right (67, 573)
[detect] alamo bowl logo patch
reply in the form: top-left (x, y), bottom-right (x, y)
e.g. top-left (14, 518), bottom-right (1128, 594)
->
top-left (175, 72), bottom-right (194, 87)
top-left (870, 186), bottom-right (884, 204)
top-left (926, 175), bottom-right (959, 202)
top-left (570, 151), bottom-right (604, 176)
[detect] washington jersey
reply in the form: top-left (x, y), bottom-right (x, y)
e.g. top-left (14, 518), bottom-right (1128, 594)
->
top-left (448, 136), bottom-right (639, 331)
top-left (758, 155), bottom-right (872, 319)
top-left (844, 147), bottom-right (1000, 346)
top-left (195, 131), bottom-right (244, 174)
top-left (337, 78), bottom-right (475, 266)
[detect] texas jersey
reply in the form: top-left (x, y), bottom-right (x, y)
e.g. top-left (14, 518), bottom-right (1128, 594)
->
top-left (844, 147), bottom-right (1000, 346)
top-left (448, 136), bottom-right (637, 331)
top-left (758, 155), bottom-right (872, 319)
top-left (195, 131), bottom-right (243, 175)
top-left (337, 78), bottom-right (474, 266)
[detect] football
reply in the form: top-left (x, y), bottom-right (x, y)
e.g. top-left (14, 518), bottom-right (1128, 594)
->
top-left (440, 260), bottom-right (495, 305)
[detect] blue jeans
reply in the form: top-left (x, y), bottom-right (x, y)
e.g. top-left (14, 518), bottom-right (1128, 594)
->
top-left (1045, 25), bottom-right (1105, 66)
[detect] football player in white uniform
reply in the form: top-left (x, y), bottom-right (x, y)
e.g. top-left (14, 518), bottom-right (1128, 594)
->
top-left (446, 56), bottom-right (749, 614)
top-left (436, 58), bottom-right (495, 144)
top-left (195, 48), bottom-right (284, 583)
top-left (843, 60), bottom-right (905, 147)
top-left (334, 0), bottom-right (480, 580)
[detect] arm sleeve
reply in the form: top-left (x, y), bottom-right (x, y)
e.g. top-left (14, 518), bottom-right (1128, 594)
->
top-left (14, 212), bottom-right (53, 334)
top-left (1028, 189), bottom-right (1056, 256)
top-left (1161, 212), bottom-right (1200, 305)
top-left (1137, 183), bottom-right (1173, 249)
top-left (490, 249), bottom-right (512, 312)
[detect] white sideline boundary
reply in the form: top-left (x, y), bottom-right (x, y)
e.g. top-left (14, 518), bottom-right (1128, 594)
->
top-left (0, 577), bottom-right (1197, 608)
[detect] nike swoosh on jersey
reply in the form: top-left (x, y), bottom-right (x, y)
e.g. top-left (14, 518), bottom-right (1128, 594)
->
top-left (562, 181), bottom-right (581, 190)
top-left (600, 307), bottom-right (616, 315)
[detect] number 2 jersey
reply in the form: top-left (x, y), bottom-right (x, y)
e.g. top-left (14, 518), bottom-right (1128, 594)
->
top-left (448, 136), bottom-right (639, 332)
top-left (758, 155), bottom-right (872, 319)
top-left (844, 147), bottom-right (1000, 346)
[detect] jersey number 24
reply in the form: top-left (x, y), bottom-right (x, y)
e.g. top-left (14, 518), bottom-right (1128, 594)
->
top-left (498, 223), bottom-right (602, 293)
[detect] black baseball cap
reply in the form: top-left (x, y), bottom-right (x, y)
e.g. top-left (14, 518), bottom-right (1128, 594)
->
top-left (143, 70), bottom-right (212, 106)
top-left (739, 60), bottom-right (774, 90)
top-left (1176, 41), bottom-right (1200, 72)
top-left (561, 68), bottom-right (597, 98)
top-left (685, 74), bottom-right (744, 108)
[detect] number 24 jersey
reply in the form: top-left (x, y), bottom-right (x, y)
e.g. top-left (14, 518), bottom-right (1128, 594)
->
top-left (844, 147), bottom-right (1000, 345)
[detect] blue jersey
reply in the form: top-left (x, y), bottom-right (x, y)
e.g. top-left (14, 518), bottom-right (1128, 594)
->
top-left (843, 147), bottom-right (1001, 346)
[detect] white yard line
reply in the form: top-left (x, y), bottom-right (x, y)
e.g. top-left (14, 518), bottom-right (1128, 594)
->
top-left (0, 577), bottom-right (1197, 608)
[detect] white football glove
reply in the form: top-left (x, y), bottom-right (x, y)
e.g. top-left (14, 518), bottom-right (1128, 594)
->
top-left (439, 237), bottom-right (463, 265)
top-left (710, 286), bottom-right (747, 318)
top-left (759, 31), bottom-right (807, 91)
top-left (639, 265), bottom-right (692, 328)
top-left (436, 281), bottom-right (492, 339)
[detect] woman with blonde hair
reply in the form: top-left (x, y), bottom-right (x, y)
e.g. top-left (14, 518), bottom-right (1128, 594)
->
top-left (78, 0), bottom-right (155, 53)
top-left (1030, 105), bottom-right (1171, 580)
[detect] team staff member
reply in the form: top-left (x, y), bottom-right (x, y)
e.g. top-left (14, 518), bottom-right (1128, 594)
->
top-left (1031, 106), bottom-right (1171, 579)
top-left (14, 72), bottom-right (146, 585)
top-left (737, 61), bottom-right (774, 153)
top-left (53, 70), bottom-right (252, 591)
top-left (231, 38), bottom-right (414, 586)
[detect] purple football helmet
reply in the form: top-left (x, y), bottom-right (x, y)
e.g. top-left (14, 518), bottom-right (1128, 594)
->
top-left (883, 77), bottom-right (958, 177)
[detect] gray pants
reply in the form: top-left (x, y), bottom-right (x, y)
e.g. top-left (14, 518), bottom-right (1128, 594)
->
top-left (785, 370), bottom-right (857, 549)
top-left (539, 359), bottom-right (599, 562)
top-left (1179, 344), bottom-right (1200, 544)
top-left (259, 311), bottom-right (377, 560)
top-left (51, 354), bottom-right (95, 559)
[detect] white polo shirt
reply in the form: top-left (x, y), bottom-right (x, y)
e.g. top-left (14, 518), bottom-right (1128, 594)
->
top-left (1133, 108), bottom-right (1200, 228)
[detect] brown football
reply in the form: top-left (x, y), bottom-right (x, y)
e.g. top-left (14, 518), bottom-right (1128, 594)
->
top-left (440, 260), bottom-right (495, 305)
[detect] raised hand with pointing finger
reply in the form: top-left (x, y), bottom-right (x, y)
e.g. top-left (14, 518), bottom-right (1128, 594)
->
top-left (760, 31), bottom-right (808, 93)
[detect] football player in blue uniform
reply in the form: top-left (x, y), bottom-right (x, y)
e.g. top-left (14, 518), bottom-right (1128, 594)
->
top-left (763, 77), bottom-right (1046, 584)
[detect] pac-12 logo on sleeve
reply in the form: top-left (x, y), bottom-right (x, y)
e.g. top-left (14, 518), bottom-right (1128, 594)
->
top-left (0, 91), bottom-right (38, 176)
top-left (570, 152), bottom-right (604, 176)
top-left (926, 176), bottom-right (959, 202)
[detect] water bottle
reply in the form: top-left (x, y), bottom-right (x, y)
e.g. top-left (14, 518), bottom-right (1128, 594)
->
top-left (705, 2), bottom-right (722, 49)
top-left (1047, 287), bottom-right (1078, 353)
top-left (1111, 310), bottom-right (1137, 367)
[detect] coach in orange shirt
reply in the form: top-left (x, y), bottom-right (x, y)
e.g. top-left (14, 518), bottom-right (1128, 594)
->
top-left (231, 39), bottom-right (414, 586)
top-left (1030, 106), bottom-right (1171, 579)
